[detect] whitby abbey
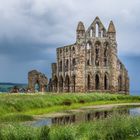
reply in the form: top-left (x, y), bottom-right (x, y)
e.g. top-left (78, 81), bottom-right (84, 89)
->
top-left (48, 17), bottom-right (129, 94)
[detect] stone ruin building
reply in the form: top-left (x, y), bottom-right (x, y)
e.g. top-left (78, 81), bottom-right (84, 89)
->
top-left (28, 70), bottom-right (48, 92)
top-left (49, 17), bottom-right (129, 94)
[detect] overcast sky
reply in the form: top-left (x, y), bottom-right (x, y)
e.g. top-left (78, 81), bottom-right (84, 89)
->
top-left (0, 0), bottom-right (140, 94)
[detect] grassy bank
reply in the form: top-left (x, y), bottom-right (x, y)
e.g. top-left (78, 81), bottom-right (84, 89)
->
top-left (0, 93), bottom-right (140, 122)
top-left (0, 114), bottom-right (140, 140)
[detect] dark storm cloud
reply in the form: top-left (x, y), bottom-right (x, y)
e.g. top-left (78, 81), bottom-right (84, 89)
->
top-left (0, 0), bottom-right (140, 93)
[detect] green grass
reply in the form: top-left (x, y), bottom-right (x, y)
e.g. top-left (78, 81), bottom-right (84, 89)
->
top-left (0, 93), bottom-right (140, 139)
top-left (0, 114), bottom-right (140, 140)
top-left (0, 93), bottom-right (140, 122)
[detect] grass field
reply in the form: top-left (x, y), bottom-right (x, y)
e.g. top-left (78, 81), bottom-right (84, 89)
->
top-left (0, 114), bottom-right (140, 140)
top-left (0, 93), bottom-right (140, 139)
top-left (0, 93), bottom-right (140, 122)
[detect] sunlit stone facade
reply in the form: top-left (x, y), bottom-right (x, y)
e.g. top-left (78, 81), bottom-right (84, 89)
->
top-left (49, 17), bottom-right (129, 94)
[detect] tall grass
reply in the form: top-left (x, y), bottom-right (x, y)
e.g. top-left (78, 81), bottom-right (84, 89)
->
top-left (0, 93), bottom-right (139, 122)
top-left (0, 93), bottom-right (139, 114)
top-left (0, 114), bottom-right (140, 140)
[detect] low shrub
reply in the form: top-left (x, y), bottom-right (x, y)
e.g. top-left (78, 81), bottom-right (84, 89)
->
top-left (79, 100), bottom-right (85, 104)
top-left (62, 100), bottom-right (72, 106)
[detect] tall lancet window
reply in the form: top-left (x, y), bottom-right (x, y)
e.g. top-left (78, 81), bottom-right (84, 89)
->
top-left (104, 43), bottom-right (109, 67)
top-left (86, 42), bottom-right (92, 66)
top-left (95, 42), bottom-right (100, 66)
top-left (87, 42), bottom-right (91, 50)
top-left (95, 23), bottom-right (99, 37)
top-left (87, 74), bottom-right (91, 90)
top-left (95, 74), bottom-right (100, 90)
top-left (90, 28), bottom-right (93, 37)
top-left (104, 73), bottom-right (109, 90)
top-left (104, 48), bottom-right (108, 66)
top-left (65, 59), bottom-right (69, 72)
top-left (59, 61), bottom-right (62, 72)
top-left (101, 30), bottom-right (104, 37)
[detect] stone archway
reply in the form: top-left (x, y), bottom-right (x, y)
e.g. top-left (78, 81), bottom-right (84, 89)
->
top-left (35, 80), bottom-right (40, 92)
top-left (28, 70), bottom-right (48, 93)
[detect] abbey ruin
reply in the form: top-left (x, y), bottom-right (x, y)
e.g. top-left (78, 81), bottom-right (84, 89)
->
top-left (28, 70), bottom-right (48, 92)
top-left (49, 17), bottom-right (129, 94)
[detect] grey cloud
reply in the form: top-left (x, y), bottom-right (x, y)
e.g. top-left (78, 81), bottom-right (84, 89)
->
top-left (0, 0), bottom-right (140, 86)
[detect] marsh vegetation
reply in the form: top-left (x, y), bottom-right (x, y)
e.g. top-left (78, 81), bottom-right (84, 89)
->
top-left (0, 93), bottom-right (140, 139)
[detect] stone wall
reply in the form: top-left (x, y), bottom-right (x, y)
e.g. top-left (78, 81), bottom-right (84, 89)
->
top-left (49, 17), bottom-right (129, 94)
top-left (28, 70), bottom-right (48, 92)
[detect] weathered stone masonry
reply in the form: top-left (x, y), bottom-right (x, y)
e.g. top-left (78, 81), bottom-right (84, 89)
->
top-left (49, 17), bottom-right (129, 94)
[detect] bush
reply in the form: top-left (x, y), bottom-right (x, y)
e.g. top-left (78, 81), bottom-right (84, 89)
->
top-left (62, 100), bottom-right (72, 106)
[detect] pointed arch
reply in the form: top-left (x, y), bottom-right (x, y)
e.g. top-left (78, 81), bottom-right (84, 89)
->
top-left (90, 28), bottom-right (94, 37)
top-left (72, 58), bottom-right (76, 66)
top-left (65, 59), bottom-right (69, 71)
top-left (72, 58), bottom-right (76, 70)
top-left (95, 73), bottom-right (100, 90)
top-left (104, 42), bottom-right (109, 67)
top-left (104, 73), bottom-right (109, 90)
top-left (35, 80), bottom-right (40, 92)
top-left (65, 75), bottom-right (70, 92)
top-left (87, 41), bottom-right (92, 50)
top-left (87, 59), bottom-right (90, 66)
top-left (71, 75), bottom-right (76, 92)
top-left (59, 61), bottom-right (62, 72)
top-left (95, 41), bottom-right (101, 66)
top-left (101, 30), bottom-right (103, 37)
top-left (104, 47), bottom-right (108, 67)
top-left (59, 76), bottom-right (63, 92)
top-left (87, 74), bottom-right (91, 90)
top-left (95, 23), bottom-right (99, 37)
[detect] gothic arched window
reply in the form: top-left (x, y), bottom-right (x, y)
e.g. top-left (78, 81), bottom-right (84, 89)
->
top-left (101, 30), bottom-right (104, 37)
top-left (87, 59), bottom-right (90, 66)
top-left (59, 76), bottom-right (63, 92)
top-left (95, 74), bottom-right (100, 90)
top-left (65, 59), bottom-right (69, 71)
top-left (104, 73), bottom-right (109, 90)
top-left (90, 28), bottom-right (93, 37)
top-left (60, 49), bottom-right (62, 54)
top-left (87, 42), bottom-right (92, 50)
top-left (104, 48), bottom-right (108, 66)
top-left (95, 23), bottom-right (99, 37)
top-left (72, 58), bottom-right (76, 70)
top-left (87, 74), bottom-right (91, 90)
top-left (65, 75), bottom-right (70, 92)
top-left (73, 58), bottom-right (76, 66)
top-left (59, 61), bottom-right (62, 72)
top-left (95, 42), bottom-right (100, 66)
top-left (71, 75), bottom-right (76, 92)
top-left (104, 42), bottom-right (109, 67)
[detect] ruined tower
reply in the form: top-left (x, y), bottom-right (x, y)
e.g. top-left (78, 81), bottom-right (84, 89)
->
top-left (49, 17), bottom-right (129, 94)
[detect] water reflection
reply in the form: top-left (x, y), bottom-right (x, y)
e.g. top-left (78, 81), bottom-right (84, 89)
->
top-left (31, 106), bottom-right (134, 127)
